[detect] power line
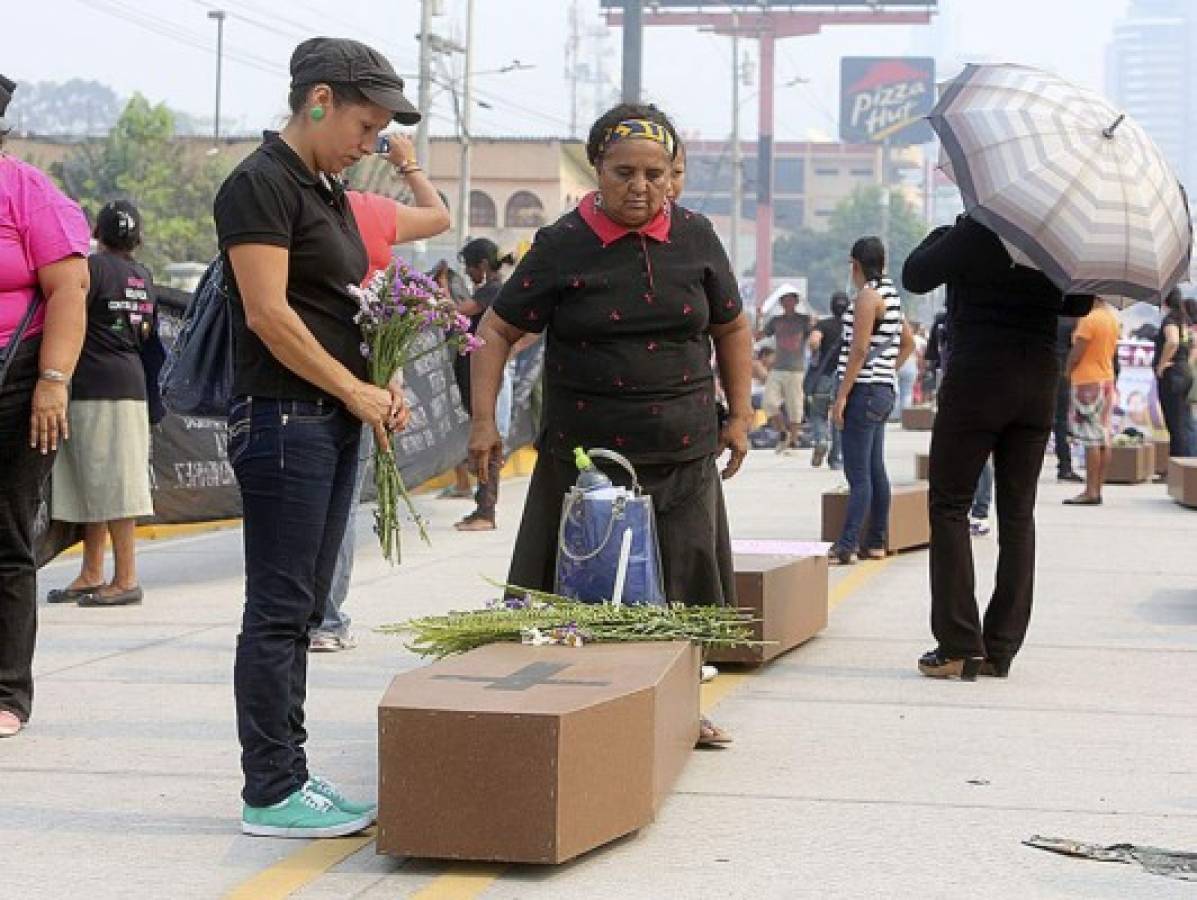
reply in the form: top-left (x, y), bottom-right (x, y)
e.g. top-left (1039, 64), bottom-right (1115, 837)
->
top-left (82, 0), bottom-right (286, 77)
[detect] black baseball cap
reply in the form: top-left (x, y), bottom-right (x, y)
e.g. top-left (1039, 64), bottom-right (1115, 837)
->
top-left (0, 74), bottom-right (16, 127)
top-left (290, 37), bottom-right (421, 125)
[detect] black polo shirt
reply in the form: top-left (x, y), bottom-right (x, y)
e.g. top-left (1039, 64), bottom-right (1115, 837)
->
top-left (491, 201), bottom-right (743, 465)
top-left (213, 131), bottom-right (368, 402)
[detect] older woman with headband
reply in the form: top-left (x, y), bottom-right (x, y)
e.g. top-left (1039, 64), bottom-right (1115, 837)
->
top-left (468, 102), bottom-right (753, 744)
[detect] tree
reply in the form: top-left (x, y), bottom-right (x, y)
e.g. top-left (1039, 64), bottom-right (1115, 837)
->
top-left (4, 80), bottom-right (123, 136)
top-left (774, 185), bottom-right (930, 315)
top-left (53, 95), bottom-right (230, 277)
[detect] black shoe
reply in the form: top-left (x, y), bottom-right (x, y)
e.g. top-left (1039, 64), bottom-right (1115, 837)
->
top-left (978, 659), bottom-right (1011, 678)
top-left (77, 585), bottom-right (144, 607)
top-left (827, 544), bottom-right (856, 566)
top-left (1057, 471), bottom-right (1084, 483)
top-left (917, 649), bottom-right (983, 681)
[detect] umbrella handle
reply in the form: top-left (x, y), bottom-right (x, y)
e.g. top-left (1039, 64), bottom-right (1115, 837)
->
top-left (1102, 114), bottom-right (1126, 140)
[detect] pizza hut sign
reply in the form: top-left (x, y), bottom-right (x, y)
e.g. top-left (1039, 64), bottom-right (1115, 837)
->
top-left (840, 57), bottom-right (935, 146)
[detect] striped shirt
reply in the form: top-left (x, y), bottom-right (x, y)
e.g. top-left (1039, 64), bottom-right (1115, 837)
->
top-left (837, 276), bottom-right (904, 385)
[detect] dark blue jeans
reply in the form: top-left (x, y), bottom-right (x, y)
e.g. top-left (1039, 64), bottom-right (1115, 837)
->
top-left (837, 382), bottom-right (895, 552)
top-left (228, 396), bottom-right (361, 807)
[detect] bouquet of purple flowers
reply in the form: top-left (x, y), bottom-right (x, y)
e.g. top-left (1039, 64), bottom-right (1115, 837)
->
top-left (352, 257), bottom-right (483, 564)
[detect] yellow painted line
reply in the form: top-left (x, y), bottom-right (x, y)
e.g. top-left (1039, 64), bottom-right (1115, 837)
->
top-left (226, 552), bottom-right (899, 900)
top-left (224, 832), bottom-right (374, 900)
top-left (408, 866), bottom-right (508, 900)
top-left (56, 518), bottom-right (243, 558)
top-left (829, 555), bottom-right (894, 610)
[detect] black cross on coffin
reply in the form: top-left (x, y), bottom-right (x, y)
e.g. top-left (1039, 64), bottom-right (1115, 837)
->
top-left (432, 661), bottom-right (611, 692)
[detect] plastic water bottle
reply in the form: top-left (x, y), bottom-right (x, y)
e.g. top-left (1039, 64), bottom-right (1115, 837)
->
top-left (573, 447), bottom-right (619, 498)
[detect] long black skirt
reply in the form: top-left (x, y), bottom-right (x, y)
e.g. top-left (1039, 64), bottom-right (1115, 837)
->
top-left (507, 451), bottom-right (735, 607)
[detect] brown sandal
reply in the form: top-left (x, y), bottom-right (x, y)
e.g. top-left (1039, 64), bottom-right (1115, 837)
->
top-left (696, 715), bottom-right (733, 748)
top-left (454, 514), bottom-right (496, 532)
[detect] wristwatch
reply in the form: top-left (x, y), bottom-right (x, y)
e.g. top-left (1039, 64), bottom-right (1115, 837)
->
top-left (39, 368), bottom-right (68, 384)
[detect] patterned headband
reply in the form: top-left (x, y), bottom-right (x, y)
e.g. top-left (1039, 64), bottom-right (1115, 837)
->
top-left (598, 119), bottom-right (677, 158)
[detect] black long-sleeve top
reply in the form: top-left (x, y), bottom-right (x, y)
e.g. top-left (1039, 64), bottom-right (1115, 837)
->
top-left (902, 217), bottom-right (1093, 355)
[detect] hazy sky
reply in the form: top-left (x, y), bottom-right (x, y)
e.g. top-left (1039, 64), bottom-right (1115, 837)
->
top-left (7, 0), bottom-right (1130, 141)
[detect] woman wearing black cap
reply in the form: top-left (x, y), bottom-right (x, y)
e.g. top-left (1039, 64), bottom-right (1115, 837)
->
top-left (454, 237), bottom-right (514, 531)
top-left (468, 102), bottom-right (753, 744)
top-left (47, 201), bottom-right (156, 609)
top-left (213, 37), bottom-right (419, 839)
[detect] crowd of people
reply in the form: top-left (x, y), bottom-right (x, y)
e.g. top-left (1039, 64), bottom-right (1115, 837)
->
top-left (2, 33), bottom-right (1195, 845)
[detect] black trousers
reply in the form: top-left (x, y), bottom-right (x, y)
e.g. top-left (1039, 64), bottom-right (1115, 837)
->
top-left (508, 451), bottom-right (735, 607)
top-left (0, 338), bottom-right (55, 723)
top-left (228, 396), bottom-right (360, 807)
top-left (1158, 370), bottom-right (1195, 458)
top-left (929, 345), bottom-right (1058, 662)
top-left (1052, 372), bottom-right (1074, 475)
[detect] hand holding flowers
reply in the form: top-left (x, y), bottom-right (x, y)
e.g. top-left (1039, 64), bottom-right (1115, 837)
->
top-left (353, 257), bottom-right (484, 564)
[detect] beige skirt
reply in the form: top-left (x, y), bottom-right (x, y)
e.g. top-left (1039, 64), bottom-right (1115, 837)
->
top-left (51, 399), bottom-right (154, 523)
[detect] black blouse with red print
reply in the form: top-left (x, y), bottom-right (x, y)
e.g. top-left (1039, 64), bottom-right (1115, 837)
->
top-left (491, 195), bottom-right (742, 465)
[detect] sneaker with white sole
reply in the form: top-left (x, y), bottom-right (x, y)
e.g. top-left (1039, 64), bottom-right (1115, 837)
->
top-left (306, 776), bottom-right (376, 819)
top-left (241, 784), bottom-right (374, 838)
top-left (700, 664), bottom-right (719, 684)
top-left (309, 632), bottom-right (358, 653)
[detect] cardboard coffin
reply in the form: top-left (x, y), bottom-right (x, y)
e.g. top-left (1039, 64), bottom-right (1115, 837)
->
top-left (377, 641), bottom-right (700, 864)
top-left (1167, 458), bottom-right (1197, 509)
top-left (1155, 438), bottom-right (1172, 476)
top-left (708, 545), bottom-right (828, 665)
top-left (1106, 444), bottom-right (1154, 485)
top-left (901, 405), bottom-right (935, 431)
top-left (915, 452), bottom-right (930, 481)
top-left (821, 483), bottom-right (930, 552)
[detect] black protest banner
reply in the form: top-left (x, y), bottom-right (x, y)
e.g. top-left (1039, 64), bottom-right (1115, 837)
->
top-left (36, 286), bottom-right (543, 566)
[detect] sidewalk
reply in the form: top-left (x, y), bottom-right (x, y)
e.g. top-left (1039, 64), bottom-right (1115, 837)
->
top-left (7, 427), bottom-right (1196, 899)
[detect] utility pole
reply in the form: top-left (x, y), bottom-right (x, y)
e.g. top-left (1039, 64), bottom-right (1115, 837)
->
top-left (455, 0), bottom-right (475, 253)
top-left (880, 138), bottom-right (891, 252)
top-left (566, 0), bottom-right (581, 139)
top-left (415, 0), bottom-right (434, 172)
top-left (621, 0), bottom-right (643, 103)
top-left (729, 24), bottom-right (742, 280)
top-left (207, 9), bottom-right (226, 143)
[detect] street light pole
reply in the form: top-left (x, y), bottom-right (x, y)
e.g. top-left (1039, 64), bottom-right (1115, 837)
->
top-left (729, 24), bottom-right (741, 280)
top-left (207, 10), bottom-right (226, 144)
top-left (455, 0), bottom-right (475, 253)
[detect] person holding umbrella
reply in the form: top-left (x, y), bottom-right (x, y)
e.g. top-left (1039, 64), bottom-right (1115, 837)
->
top-left (908, 63), bottom-right (1191, 680)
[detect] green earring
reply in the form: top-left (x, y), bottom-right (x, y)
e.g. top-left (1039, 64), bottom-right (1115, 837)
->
top-left (310, 106), bottom-right (325, 122)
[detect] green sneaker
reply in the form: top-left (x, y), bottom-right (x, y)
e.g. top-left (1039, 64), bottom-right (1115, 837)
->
top-left (306, 776), bottom-right (377, 819)
top-left (241, 784), bottom-right (373, 838)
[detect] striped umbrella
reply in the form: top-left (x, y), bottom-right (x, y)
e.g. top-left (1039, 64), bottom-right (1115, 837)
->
top-left (931, 63), bottom-right (1192, 303)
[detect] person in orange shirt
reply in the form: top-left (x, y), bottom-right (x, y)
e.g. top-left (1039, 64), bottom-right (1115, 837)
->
top-left (1065, 296), bottom-right (1120, 505)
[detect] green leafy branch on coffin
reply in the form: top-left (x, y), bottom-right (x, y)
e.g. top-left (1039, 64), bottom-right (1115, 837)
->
top-left (378, 582), bottom-right (768, 659)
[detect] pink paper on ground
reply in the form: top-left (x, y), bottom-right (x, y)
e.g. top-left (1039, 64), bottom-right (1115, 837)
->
top-left (732, 539), bottom-right (831, 557)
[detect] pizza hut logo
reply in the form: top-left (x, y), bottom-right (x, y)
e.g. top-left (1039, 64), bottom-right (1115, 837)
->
top-left (841, 57), bottom-right (934, 146)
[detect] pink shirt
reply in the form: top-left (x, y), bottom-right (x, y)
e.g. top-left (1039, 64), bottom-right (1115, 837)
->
top-left (0, 155), bottom-right (91, 345)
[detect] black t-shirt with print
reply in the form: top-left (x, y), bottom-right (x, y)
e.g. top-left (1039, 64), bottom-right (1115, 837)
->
top-left (491, 205), bottom-right (743, 465)
top-left (214, 131), bottom-right (368, 403)
top-left (71, 252), bottom-right (157, 402)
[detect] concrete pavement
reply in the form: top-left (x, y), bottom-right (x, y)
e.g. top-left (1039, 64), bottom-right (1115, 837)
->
top-left (6, 426), bottom-right (1196, 899)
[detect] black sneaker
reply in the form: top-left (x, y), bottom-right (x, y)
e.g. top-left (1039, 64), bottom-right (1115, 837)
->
top-left (1057, 471), bottom-right (1084, 483)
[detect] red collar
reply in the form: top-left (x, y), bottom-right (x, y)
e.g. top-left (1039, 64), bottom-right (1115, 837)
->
top-left (578, 191), bottom-right (672, 247)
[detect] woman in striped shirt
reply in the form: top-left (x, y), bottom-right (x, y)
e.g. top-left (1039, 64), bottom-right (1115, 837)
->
top-left (829, 236), bottom-right (914, 564)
